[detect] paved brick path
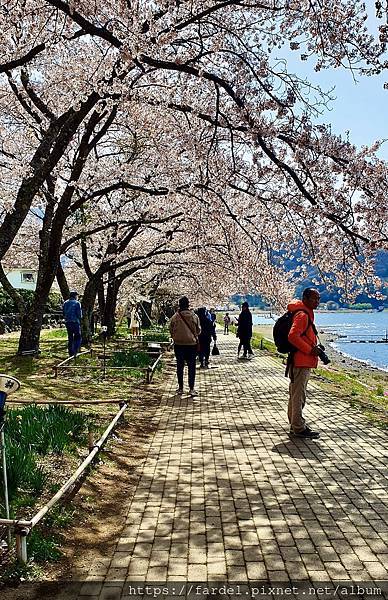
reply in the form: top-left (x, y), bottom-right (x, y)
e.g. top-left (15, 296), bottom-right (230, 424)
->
top-left (79, 333), bottom-right (388, 598)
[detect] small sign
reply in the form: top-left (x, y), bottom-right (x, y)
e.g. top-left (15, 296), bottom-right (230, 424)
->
top-left (0, 375), bottom-right (21, 395)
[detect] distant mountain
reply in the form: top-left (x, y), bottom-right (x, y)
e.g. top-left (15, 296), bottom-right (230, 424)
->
top-left (232, 250), bottom-right (388, 308)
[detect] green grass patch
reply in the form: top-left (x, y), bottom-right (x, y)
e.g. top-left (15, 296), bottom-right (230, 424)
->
top-left (251, 333), bottom-right (277, 353)
top-left (6, 404), bottom-right (89, 454)
top-left (44, 505), bottom-right (75, 529)
top-left (109, 349), bottom-right (151, 368)
top-left (26, 528), bottom-right (62, 562)
top-left (40, 328), bottom-right (68, 339)
top-left (226, 323), bottom-right (277, 354)
top-left (314, 367), bottom-right (388, 427)
top-left (0, 559), bottom-right (43, 584)
top-left (105, 348), bottom-right (152, 379)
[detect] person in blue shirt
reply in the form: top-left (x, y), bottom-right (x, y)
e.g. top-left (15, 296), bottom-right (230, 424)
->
top-left (63, 291), bottom-right (82, 356)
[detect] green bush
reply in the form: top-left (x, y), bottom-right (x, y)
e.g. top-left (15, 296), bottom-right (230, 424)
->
top-left (44, 291), bottom-right (63, 313)
top-left (142, 331), bottom-right (170, 343)
top-left (0, 289), bottom-right (63, 314)
top-left (0, 288), bottom-right (34, 314)
top-left (27, 528), bottom-right (62, 562)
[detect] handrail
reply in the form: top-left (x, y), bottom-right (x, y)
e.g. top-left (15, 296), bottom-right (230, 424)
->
top-left (54, 349), bottom-right (92, 378)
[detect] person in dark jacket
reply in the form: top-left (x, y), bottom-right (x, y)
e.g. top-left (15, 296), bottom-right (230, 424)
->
top-left (237, 301), bottom-right (253, 359)
top-left (197, 307), bottom-right (214, 368)
top-left (63, 291), bottom-right (82, 356)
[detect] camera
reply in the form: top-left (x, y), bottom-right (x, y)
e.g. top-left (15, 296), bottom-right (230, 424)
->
top-left (316, 343), bottom-right (330, 365)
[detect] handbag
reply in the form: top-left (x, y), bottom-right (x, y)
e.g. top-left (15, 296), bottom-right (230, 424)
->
top-left (178, 311), bottom-right (200, 351)
top-left (212, 344), bottom-right (220, 356)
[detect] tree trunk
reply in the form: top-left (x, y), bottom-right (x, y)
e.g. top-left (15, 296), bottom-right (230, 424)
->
top-left (104, 268), bottom-right (117, 337)
top-left (139, 301), bottom-right (152, 328)
top-left (56, 262), bottom-right (69, 300)
top-left (81, 279), bottom-right (99, 344)
top-left (18, 294), bottom-right (46, 354)
top-left (17, 195), bottom-right (58, 353)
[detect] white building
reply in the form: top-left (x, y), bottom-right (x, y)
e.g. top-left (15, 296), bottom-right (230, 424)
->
top-left (3, 268), bottom-right (38, 291)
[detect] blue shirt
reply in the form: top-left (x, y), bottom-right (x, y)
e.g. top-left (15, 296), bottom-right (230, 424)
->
top-left (63, 299), bottom-right (82, 323)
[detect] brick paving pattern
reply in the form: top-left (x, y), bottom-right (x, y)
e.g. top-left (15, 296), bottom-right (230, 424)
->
top-left (79, 334), bottom-right (388, 598)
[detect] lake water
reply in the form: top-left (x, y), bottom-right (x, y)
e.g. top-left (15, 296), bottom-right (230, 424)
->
top-left (252, 311), bottom-right (388, 371)
top-left (315, 311), bottom-right (388, 372)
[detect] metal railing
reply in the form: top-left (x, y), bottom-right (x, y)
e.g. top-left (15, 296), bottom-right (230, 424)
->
top-left (0, 402), bottom-right (128, 563)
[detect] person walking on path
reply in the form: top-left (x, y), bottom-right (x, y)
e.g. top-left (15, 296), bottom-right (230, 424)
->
top-left (237, 301), bottom-right (253, 359)
top-left (287, 287), bottom-right (321, 439)
top-left (63, 290), bottom-right (82, 357)
top-left (129, 305), bottom-right (141, 336)
top-left (169, 296), bottom-right (201, 396)
top-left (223, 312), bottom-right (231, 335)
top-left (197, 307), bottom-right (214, 368)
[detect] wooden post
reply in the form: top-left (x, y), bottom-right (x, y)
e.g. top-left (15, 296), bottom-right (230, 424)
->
top-left (88, 428), bottom-right (94, 453)
top-left (15, 528), bottom-right (29, 563)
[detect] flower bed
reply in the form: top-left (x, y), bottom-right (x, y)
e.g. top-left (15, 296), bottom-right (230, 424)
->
top-left (2, 405), bottom-right (91, 514)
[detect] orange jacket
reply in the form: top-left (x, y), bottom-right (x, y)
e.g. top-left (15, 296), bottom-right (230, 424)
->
top-left (287, 299), bottom-right (318, 368)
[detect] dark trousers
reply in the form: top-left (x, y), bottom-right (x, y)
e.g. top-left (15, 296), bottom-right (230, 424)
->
top-left (238, 336), bottom-right (252, 357)
top-left (174, 344), bottom-right (197, 390)
top-left (224, 324), bottom-right (229, 334)
top-left (199, 334), bottom-right (211, 366)
top-left (66, 321), bottom-right (82, 356)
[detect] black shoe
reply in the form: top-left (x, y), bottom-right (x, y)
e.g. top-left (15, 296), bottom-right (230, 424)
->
top-left (294, 427), bottom-right (320, 439)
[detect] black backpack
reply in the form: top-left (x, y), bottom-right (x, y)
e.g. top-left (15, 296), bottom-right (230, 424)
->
top-left (273, 310), bottom-right (313, 354)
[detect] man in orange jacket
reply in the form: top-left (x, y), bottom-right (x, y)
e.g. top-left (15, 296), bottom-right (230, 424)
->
top-left (287, 288), bottom-right (321, 438)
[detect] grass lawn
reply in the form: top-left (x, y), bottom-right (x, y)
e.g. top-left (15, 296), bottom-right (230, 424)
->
top-left (0, 330), bottom-right (159, 404)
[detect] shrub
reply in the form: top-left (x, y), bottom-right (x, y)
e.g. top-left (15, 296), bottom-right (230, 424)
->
top-left (348, 303), bottom-right (373, 310)
top-left (27, 528), bottom-right (62, 562)
top-left (142, 331), bottom-right (170, 343)
top-left (0, 289), bottom-right (63, 315)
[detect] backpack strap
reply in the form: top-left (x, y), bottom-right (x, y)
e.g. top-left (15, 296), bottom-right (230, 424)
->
top-left (178, 311), bottom-right (199, 343)
top-left (293, 309), bottom-right (317, 338)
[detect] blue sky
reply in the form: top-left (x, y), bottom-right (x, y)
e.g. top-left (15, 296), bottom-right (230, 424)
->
top-left (275, 2), bottom-right (388, 159)
top-left (290, 60), bottom-right (388, 158)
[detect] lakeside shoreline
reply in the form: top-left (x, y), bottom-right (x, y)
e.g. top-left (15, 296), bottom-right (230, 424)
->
top-left (252, 323), bottom-right (388, 378)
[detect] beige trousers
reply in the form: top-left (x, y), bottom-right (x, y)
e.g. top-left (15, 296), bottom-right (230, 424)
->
top-left (288, 367), bottom-right (311, 433)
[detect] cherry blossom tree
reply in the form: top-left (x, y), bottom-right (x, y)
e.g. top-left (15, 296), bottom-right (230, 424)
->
top-left (1, 0), bottom-right (387, 352)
